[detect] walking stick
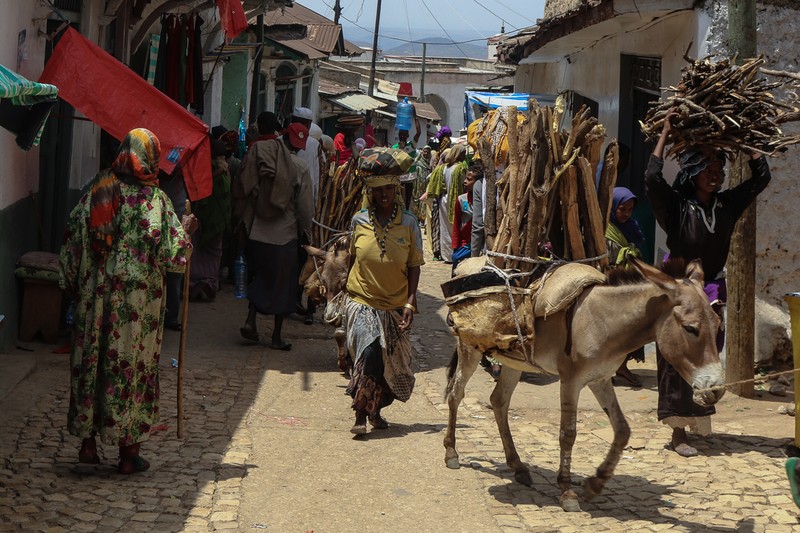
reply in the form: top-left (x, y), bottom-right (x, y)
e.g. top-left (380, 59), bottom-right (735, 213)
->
top-left (177, 200), bottom-right (192, 439)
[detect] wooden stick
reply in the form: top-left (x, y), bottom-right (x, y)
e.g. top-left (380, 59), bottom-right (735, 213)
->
top-left (177, 200), bottom-right (192, 439)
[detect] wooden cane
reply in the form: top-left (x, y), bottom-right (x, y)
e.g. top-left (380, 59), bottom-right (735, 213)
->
top-left (177, 200), bottom-right (192, 439)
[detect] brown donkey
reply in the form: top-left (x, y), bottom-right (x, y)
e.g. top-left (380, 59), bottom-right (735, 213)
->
top-left (443, 259), bottom-right (724, 512)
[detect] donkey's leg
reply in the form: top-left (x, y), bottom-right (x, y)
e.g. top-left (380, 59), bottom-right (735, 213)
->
top-left (444, 341), bottom-right (481, 469)
top-left (584, 378), bottom-right (630, 500)
top-left (557, 380), bottom-right (582, 512)
top-left (489, 366), bottom-right (530, 486)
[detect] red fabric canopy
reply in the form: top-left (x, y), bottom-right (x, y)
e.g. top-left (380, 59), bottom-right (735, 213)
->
top-left (39, 27), bottom-right (211, 200)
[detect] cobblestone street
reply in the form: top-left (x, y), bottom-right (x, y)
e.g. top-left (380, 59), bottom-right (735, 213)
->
top-left (0, 258), bottom-right (798, 532)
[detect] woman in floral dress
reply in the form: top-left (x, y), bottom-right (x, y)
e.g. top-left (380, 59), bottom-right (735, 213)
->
top-left (60, 128), bottom-right (197, 474)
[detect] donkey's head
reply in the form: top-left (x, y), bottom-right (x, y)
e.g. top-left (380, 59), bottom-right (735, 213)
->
top-left (302, 235), bottom-right (352, 305)
top-left (632, 258), bottom-right (724, 407)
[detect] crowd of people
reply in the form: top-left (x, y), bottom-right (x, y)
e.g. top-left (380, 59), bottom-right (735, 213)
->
top-left (57, 97), bottom-right (774, 474)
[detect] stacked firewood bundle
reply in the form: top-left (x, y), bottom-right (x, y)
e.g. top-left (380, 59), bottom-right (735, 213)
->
top-left (641, 52), bottom-right (800, 158)
top-left (310, 158), bottom-right (361, 246)
top-left (480, 97), bottom-right (618, 274)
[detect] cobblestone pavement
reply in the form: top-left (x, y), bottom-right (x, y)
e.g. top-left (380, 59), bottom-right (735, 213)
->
top-left (0, 257), bottom-right (798, 532)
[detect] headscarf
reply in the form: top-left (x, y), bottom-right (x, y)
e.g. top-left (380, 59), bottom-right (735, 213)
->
top-left (361, 174), bottom-right (404, 211)
top-left (89, 128), bottom-right (161, 255)
top-left (609, 187), bottom-right (644, 246)
top-left (436, 126), bottom-right (452, 139)
top-left (674, 148), bottom-right (726, 197)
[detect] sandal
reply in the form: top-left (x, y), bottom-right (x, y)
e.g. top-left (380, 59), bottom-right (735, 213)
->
top-left (673, 443), bottom-right (698, 457)
top-left (369, 414), bottom-right (389, 430)
top-left (240, 325), bottom-right (259, 342)
top-left (118, 455), bottom-right (150, 474)
top-left (269, 341), bottom-right (292, 351)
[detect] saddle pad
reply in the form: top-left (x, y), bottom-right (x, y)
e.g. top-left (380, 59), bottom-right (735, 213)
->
top-left (532, 263), bottom-right (606, 317)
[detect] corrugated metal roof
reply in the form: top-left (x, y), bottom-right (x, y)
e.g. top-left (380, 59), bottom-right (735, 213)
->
top-left (262, 3), bottom-right (363, 56)
top-left (325, 93), bottom-right (386, 112)
top-left (319, 78), bottom-right (359, 96)
top-left (268, 38), bottom-right (327, 60)
top-left (412, 101), bottom-right (441, 121)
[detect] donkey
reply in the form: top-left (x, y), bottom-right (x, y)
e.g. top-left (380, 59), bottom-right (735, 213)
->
top-left (302, 235), bottom-right (352, 374)
top-left (443, 259), bottom-right (725, 512)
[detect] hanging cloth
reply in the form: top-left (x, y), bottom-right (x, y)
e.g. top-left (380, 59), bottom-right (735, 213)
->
top-left (154, 14), bottom-right (169, 92)
top-left (189, 14), bottom-right (204, 114)
top-left (145, 34), bottom-right (160, 85)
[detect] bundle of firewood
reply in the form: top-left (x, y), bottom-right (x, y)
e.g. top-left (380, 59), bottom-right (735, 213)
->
top-left (641, 52), bottom-right (800, 158)
top-left (311, 158), bottom-right (361, 246)
top-left (481, 97), bottom-right (618, 275)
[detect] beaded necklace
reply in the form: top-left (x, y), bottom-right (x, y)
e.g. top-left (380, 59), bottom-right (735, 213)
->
top-left (369, 202), bottom-right (399, 259)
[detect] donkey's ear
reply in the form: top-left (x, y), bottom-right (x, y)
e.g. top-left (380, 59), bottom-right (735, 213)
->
top-left (303, 245), bottom-right (328, 259)
top-left (685, 259), bottom-right (705, 284)
top-left (630, 257), bottom-right (678, 294)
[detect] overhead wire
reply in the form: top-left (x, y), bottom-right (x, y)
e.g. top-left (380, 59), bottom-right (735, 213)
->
top-left (418, 0), bottom-right (469, 57)
top-left (493, 0), bottom-right (538, 25)
top-left (442, 0), bottom-right (491, 40)
top-left (470, 0), bottom-right (520, 32)
top-left (313, 0), bottom-right (502, 46)
top-left (401, 0), bottom-right (418, 55)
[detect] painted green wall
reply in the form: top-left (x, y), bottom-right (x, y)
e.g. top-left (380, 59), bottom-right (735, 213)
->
top-left (221, 52), bottom-right (249, 132)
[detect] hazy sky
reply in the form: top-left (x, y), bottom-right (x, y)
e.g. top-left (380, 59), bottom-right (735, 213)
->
top-left (295, 0), bottom-right (546, 41)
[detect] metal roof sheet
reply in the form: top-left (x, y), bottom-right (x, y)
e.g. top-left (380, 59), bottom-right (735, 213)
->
top-left (325, 93), bottom-right (386, 112)
top-left (412, 101), bottom-right (441, 122)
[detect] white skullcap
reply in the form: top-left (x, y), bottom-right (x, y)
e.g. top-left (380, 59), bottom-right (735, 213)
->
top-left (321, 134), bottom-right (334, 152)
top-left (309, 123), bottom-right (322, 140)
top-left (292, 107), bottom-right (314, 121)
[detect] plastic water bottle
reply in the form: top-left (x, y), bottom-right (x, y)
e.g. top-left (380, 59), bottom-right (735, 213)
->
top-left (234, 254), bottom-right (248, 299)
top-left (395, 97), bottom-right (413, 131)
top-left (237, 108), bottom-right (247, 158)
top-left (65, 300), bottom-right (75, 326)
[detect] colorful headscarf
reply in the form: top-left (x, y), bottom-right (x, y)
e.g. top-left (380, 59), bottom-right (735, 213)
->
top-left (89, 128), bottom-right (161, 255)
top-left (361, 175), bottom-right (404, 211)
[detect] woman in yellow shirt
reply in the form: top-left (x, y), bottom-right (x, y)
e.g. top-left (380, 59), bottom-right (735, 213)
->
top-left (344, 171), bottom-right (424, 435)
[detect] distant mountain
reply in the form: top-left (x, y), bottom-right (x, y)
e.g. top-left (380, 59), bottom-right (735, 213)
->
top-left (343, 26), bottom-right (494, 59)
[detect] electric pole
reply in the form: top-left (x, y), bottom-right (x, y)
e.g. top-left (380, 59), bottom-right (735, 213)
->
top-left (368, 0), bottom-right (382, 96)
top-left (726, 0), bottom-right (757, 398)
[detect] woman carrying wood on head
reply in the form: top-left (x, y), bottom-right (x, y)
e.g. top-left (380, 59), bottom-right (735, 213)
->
top-left (646, 110), bottom-right (772, 457)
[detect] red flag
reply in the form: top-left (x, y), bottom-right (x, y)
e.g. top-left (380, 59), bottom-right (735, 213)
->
top-left (216, 0), bottom-right (249, 39)
top-left (39, 27), bottom-right (212, 200)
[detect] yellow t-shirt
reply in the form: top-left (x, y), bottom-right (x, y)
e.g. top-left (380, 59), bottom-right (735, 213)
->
top-left (346, 208), bottom-right (425, 310)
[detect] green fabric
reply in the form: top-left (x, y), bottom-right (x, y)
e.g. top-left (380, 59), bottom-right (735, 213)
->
top-left (426, 164), bottom-right (446, 197)
top-left (15, 266), bottom-right (60, 283)
top-left (606, 222), bottom-right (641, 267)
top-left (447, 161), bottom-right (467, 224)
top-left (193, 158), bottom-right (231, 249)
top-left (0, 64), bottom-right (58, 104)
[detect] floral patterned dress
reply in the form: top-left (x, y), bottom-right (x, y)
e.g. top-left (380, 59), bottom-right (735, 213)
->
top-left (60, 182), bottom-right (190, 447)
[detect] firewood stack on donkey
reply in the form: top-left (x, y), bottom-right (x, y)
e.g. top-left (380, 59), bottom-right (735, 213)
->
top-left (442, 256), bottom-right (725, 512)
top-left (301, 235), bottom-right (353, 375)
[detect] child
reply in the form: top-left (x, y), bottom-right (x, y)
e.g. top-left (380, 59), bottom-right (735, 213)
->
top-left (451, 163), bottom-right (481, 272)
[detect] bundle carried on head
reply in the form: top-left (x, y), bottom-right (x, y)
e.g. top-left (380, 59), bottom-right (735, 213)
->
top-left (641, 49), bottom-right (800, 158)
top-left (357, 147), bottom-right (414, 177)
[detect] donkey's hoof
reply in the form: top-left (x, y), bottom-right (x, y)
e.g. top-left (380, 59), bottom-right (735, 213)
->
top-left (583, 476), bottom-right (604, 500)
top-left (559, 491), bottom-right (581, 512)
top-left (514, 469), bottom-right (533, 487)
top-left (445, 455), bottom-right (461, 469)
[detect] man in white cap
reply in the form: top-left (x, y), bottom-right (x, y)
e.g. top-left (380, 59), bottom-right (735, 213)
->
top-left (291, 107), bottom-right (321, 205)
top-left (290, 106), bottom-right (321, 325)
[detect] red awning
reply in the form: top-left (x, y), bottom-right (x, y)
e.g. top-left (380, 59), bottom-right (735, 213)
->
top-left (39, 27), bottom-right (211, 200)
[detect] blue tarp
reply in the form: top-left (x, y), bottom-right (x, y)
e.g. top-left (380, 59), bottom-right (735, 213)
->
top-left (464, 91), bottom-right (557, 128)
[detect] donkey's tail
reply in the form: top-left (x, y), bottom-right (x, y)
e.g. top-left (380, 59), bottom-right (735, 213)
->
top-left (444, 347), bottom-right (459, 399)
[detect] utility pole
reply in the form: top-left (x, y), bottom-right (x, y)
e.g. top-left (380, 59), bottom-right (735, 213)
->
top-left (726, 0), bottom-right (757, 398)
top-left (249, 13), bottom-right (265, 124)
top-left (368, 0), bottom-right (382, 96)
top-left (333, 0), bottom-right (342, 24)
top-left (420, 43), bottom-right (427, 103)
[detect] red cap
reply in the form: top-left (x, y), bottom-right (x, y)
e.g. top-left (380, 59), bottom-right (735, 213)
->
top-left (285, 123), bottom-right (309, 150)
